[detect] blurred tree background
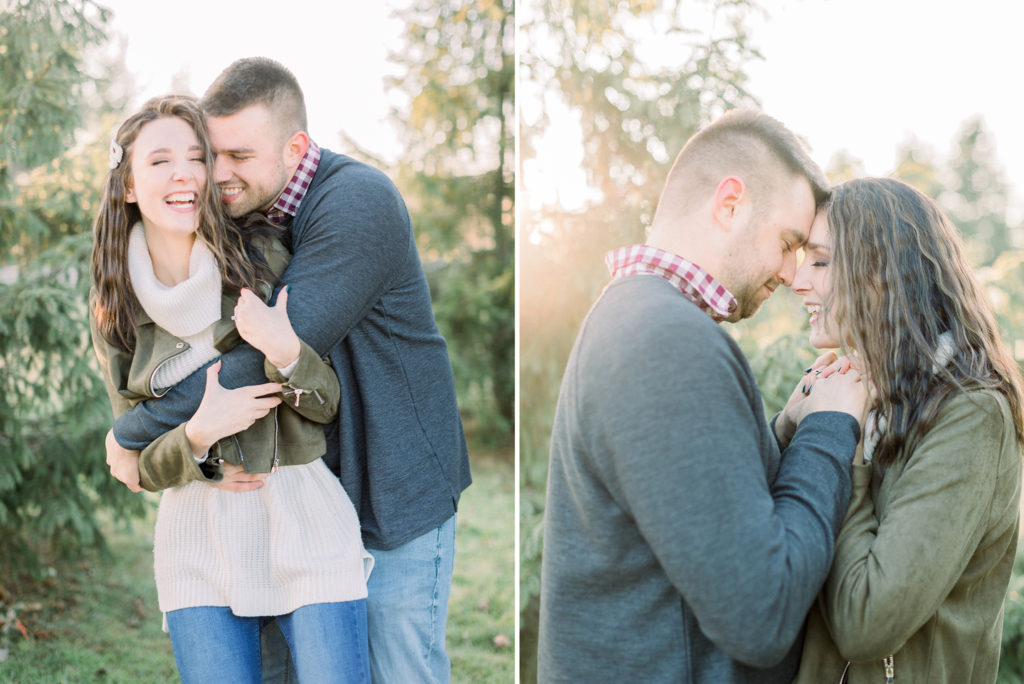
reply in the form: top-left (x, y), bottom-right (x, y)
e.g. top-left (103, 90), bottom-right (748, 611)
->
top-left (0, 0), bottom-right (144, 574)
top-left (0, 0), bottom-right (513, 668)
top-left (384, 0), bottom-right (515, 443)
top-left (518, 0), bottom-right (1024, 681)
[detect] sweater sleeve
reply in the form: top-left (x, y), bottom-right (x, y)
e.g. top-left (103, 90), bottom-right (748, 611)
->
top-left (820, 391), bottom-right (1011, 660)
top-left (273, 162), bottom-right (412, 355)
top-left (594, 317), bottom-right (859, 667)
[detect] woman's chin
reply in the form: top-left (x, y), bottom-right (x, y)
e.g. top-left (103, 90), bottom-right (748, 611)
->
top-left (809, 330), bottom-right (840, 350)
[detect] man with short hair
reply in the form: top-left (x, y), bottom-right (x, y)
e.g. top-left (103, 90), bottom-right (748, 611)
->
top-left (537, 110), bottom-right (868, 682)
top-left (107, 57), bottom-right (470, 683)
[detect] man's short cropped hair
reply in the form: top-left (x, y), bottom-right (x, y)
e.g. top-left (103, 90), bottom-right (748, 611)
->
top-left (202, 57), bottom-right (308, 139)
top-left (660, 109), bottom-right (830, 218)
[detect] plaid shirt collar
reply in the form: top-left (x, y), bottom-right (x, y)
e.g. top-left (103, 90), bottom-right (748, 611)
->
top-left (266, 140), bottom-right (321, 224)
top-left (605, 244), bottom-right (737, 322)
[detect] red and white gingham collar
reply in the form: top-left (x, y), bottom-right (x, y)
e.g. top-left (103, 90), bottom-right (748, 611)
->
top-left (267, 140), bottom-right (321, 223)
top-left (605, 244), bottom-right (737, 322)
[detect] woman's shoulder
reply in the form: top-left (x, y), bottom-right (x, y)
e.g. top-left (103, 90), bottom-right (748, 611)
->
top-left (247, 232), bottom-right (291, 279)
top-left (939, 388), bottom-right (1011, 426)
top-left (914, 388), bottom-right (1018, 461)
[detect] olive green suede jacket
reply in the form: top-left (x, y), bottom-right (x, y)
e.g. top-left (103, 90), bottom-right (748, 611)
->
top-left (90, 237), bottom-right (340, 492)
top-left (795, 389), bottom-right (1021, 684)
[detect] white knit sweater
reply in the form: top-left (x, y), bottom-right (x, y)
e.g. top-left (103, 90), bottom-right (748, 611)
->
top-left (127, 224), bottom-right (373, 619)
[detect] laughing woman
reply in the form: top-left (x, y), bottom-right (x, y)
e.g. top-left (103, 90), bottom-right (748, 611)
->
top-left (90, 95), bottom-right (372, 683)
top-left (775, 177), bottom-right (1024, 683)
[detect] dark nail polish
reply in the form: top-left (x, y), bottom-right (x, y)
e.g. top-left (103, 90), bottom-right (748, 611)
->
top-left (803, 367), bottom-right (813, 373)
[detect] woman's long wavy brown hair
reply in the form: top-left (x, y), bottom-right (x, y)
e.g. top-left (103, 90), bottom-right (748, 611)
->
top-left (91, 95), bottom-right (276, 352)
top-left (826, 177), bottom-right (1024, 467)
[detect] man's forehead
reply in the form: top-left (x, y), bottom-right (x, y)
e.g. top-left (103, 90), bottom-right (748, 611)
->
top-left (206, 120), bottom-right (261, 152)
top-left (785, 226), bottom-right (809, 246)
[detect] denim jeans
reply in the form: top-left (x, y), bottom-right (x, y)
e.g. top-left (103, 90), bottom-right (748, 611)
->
top-left (261, 515), bottom-right (457, 684)
top-left (167, 600), bottom-right (369, 684)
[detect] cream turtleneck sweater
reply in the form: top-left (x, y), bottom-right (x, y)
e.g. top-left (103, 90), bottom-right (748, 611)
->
top-left (127, 223), bottom-right (220, 392)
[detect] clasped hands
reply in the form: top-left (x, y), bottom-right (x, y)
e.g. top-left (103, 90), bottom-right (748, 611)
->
top-left (774, 351), bottom-right (871, 450)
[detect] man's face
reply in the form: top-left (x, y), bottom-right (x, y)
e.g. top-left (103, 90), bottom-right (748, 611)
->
top-left (206, 105), bottom-right (291, 217)
top-left (720, 176), bottom-right (816, 321)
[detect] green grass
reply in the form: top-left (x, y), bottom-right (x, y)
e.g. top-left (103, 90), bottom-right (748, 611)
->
top-left (0, 513), bottom-right (177, 683)
top-left (0, 452), bottom-right (514, 683)
top-left (448, 449), bottom-right (515, 683)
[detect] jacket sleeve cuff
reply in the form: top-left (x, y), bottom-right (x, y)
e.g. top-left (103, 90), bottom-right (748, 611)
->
top-left (138, 423), bottom-right (223, 491)
top-left (264, 339), bottom-right (340, 423)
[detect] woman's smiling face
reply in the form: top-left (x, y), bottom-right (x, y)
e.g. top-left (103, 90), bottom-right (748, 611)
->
top-left (125, 115), bottom-right (206, 238)
top-left (792, 211), bottom-right (841, 350)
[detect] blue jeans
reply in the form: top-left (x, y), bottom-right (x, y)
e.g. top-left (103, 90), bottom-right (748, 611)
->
top-left (167, 600), bottom-right (369, 684)
top-left (261, 515), bottom-right (457, 684)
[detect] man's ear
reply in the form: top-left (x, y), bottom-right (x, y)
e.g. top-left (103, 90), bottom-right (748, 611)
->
top-left (283, 130), bottom-right (310, 168)
top-left (711, 176), bottom-right (746, 231)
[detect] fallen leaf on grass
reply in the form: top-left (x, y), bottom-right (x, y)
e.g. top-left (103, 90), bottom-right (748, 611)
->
top-left (476, 598), bottom-right (490, 612)
top-left (15, 618), bottom-right (28, 639)
top-left (492, 634), bottom-right (511, 648)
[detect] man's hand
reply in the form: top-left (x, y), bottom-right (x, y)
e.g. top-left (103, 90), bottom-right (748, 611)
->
top-left (793, 367), bottom-right (871, 432)
top-left (209, 461), bottom-right (271, 493)
top-left (184, 360), bottom-right (282, 457)
top-left (106, 428), bottom-right (143, 492)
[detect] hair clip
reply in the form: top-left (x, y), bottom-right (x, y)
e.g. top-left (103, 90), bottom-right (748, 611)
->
top-left (109, 138), bottom-right (123, 169)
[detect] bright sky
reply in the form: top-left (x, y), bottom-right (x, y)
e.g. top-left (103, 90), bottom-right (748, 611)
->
top-left (96, 0), bottom-right (1024, 223)
top-left (746, 0), bottom-right (1024, 220)
top-left (523, 0), bottom-right (1024, 223)
top-left (92, 0), bottom-right (409, 162)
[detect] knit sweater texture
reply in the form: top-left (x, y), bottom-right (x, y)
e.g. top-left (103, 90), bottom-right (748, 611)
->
top-left (126, 223), bottom-right (220, 391)
top-left (538, 275), bottom-right (861, 683)
top-left (112, 150), bottom-right (471, 550)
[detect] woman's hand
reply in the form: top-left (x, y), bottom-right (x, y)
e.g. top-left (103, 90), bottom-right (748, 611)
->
top-left (184, 360), bottom-right (282, 456)
top-left (795, 367), bottom-right (870, 434)
top-left (775, 351), bottom-right (840, 444)
top-left (233, 286), bottom-right (301, 369)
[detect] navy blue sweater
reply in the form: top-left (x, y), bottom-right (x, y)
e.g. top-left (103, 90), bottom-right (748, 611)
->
top-left (113, 149), bottom-right (471, 550)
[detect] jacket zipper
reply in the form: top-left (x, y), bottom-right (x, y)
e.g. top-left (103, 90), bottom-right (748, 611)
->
top-left (272, 406), bottom-right (280, 469)
top-left (148, 343), bottom-right (192, 397)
